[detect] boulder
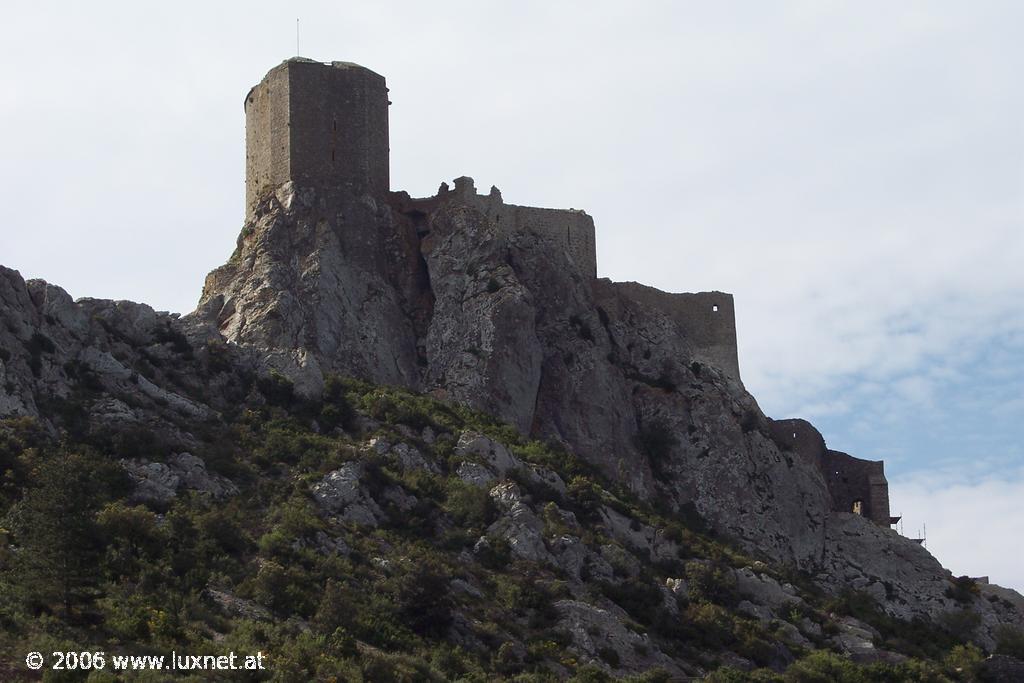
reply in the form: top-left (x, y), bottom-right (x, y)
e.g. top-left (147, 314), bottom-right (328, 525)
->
top-left (311, 462), bottom-right (384, 526)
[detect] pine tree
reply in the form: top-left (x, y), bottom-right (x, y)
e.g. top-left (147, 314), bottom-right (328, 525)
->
top-left (5, 447), bottom-right (105, 618)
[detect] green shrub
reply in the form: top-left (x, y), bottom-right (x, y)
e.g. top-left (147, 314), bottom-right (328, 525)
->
top-left (566, 476), bottom-right (603, 520)
top-left (994, 624), bottom-right (1024, 659)
top-left (624, 669), bottom-right (675, 683)
top-left (569, 663), bottom-right (613, 682)
top-left (599, 576), bottom-right (664, 624)
top-left (943, 643), bottom-right (983, 680)
top-left (707, 667), bottom-right (782, 682)
top-left (385, 553), bottom-right (454, 637)
top-left (684, 602), bottom-right (737, 649)
top-left (937, 608), bottom-right (981, 641)
top-left (257, 370), bottom-right (295, 407)
top-left (944, 575), bottom-right (979, 604)
top-left (443, 478), bottom-right (497, 529)
top-left (320, 374), bottom-right (357, 431)
top-left (97, 585), bottom-right (157, 640)
top-left (783, 651), bottom-right (860, 682)
top-left (685, 560), bottom-right (739, 607)
top-left (96, 502), bottom-right (164, 577)
top-left (246, 560), bottom-right (318, 617)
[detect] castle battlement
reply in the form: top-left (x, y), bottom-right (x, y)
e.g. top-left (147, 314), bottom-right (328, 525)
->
top-left (395, 176), bottom-right (598, 280)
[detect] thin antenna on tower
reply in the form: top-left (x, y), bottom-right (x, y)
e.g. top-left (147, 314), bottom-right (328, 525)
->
top-left (296, 18), bottom-right (300, 56)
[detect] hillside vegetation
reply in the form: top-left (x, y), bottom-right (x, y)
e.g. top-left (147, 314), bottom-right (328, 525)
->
top-left (2, 375), bottom-right (1019, 681)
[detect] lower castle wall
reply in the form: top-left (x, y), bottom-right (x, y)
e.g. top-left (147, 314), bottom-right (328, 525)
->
top-left (491, 204), bottom-right (597, 281)
top-left (826, 450), bottom-right (890, 525)
top-left (769, 419), bottom-right (893, 526)
top-left (609, 281), bottom-right (741, 383)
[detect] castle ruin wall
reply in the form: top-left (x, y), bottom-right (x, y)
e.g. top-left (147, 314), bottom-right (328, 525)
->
top-left (397, 177), bottom-right (599, 280)
top-left (609, 280), bottom-right (741, 383)
top-left (770, 418), bottom-right (893, 526)
top-left (825, 450), bottom-right (891, 525)
top-left (769, 418), bottom-right (828, 470)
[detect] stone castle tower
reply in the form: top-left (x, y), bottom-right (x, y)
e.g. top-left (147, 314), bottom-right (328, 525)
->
top-left (244, 58), bottom-right (390, 219)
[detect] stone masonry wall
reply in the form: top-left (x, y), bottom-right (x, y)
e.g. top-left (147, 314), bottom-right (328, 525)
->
top-left (244, 59), bottom-right (390, 220)
top-left (245, 64), bottom-right (291, 215)
top-left (770, 418), bottom-right (893, 526)
top-left (609, 281), bottom-right (741, 383)
top-left (770, 418), bottom-right (828, 470)
top-left (449, 177), bottom-right (597, 280)
top-left (825, 450), bottom-right (891, 525)
top-left (287, 60), bottom-right (389, 197)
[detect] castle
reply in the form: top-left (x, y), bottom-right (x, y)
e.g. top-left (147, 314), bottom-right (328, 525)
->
top-left (243, 57), bottom-right (895, 527)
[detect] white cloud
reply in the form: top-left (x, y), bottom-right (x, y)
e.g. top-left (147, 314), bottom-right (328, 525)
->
top-left (892, 464), bottom-right (1024, 594)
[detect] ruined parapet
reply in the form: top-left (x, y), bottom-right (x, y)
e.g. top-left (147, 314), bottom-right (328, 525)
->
top-left (397, 176), bottom-right (598, 279)
top-left (769, 418), bottom-right (828, 470)
top-left (452, 176), bottom-right (597, 279)
top-left (244, 58), bottom-right (390, 219)
top-left (608, 281), bottom-right (741, 383)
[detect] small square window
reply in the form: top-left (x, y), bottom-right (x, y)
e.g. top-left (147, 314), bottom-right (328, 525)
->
top-left (712, 305), bottom-right (719, 312)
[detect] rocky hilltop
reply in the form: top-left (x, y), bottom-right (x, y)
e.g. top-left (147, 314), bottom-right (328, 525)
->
top-left (1, 58), bottom-right (1022, 680)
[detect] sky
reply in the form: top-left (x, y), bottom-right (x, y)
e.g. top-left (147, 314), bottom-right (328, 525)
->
top-left (1, 2), bottom-right (1021, 590)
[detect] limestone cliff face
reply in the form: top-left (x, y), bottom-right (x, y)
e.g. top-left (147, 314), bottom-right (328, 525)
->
top-left (0, 265), bottom-right (253, 450)
top-left (192, 183), bottom-right (422, 396)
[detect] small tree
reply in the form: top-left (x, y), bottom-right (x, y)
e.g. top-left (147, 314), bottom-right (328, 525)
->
top-left (96, 502), bottom-right (163, 580)
top-left (5, 448), bottom-right (107, 617)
